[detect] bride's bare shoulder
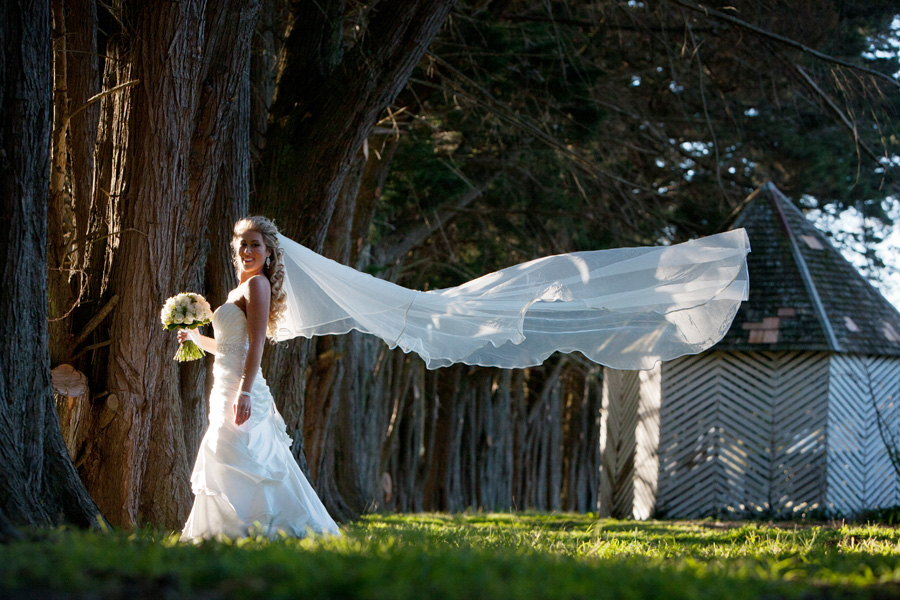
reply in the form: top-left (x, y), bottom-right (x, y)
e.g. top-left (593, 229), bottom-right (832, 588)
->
top-left (246, 274), bottom-right (271, 292)
top-left (245, 275), bottom-right (271, 304)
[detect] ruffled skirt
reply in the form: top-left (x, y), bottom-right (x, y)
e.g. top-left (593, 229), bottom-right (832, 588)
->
top-left (181, 353), bottom-right (341, 541)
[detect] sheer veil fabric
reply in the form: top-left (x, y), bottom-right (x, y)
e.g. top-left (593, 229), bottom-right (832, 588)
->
top-left (274, 229), bottom-right (750, 370)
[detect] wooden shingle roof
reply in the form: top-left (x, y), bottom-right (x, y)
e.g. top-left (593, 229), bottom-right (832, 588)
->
top-left (717, 182), bottom-right (900, 356)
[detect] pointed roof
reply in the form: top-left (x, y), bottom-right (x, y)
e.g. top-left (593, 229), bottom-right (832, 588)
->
top-left (717, 182), bottom-right (900, 356)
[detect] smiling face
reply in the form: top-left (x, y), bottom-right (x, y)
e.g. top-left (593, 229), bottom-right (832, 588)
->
top-left (235, 230), bottom-right (271, 279)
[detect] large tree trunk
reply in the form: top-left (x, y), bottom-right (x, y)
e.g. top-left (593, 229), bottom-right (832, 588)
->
top-left (180, 0), bottom-right (259, 480)
top-left (256, 0), bottom-right (458, 249)
top-left (254, 0), bottom-right (458, 520)
top-left (195, 10), bottom-right (255, 458)
top-left (0, 0), bottom-right (101, 535)
top-left (71, 0), bottom-right (259, 529)
top-left (80, 0), bottom-right (205, 529)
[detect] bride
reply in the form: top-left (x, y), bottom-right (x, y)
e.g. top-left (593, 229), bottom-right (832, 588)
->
top-left (178, 216), bottom-right (341, 541)
top-left (178, 214), bottom-right (749, 540)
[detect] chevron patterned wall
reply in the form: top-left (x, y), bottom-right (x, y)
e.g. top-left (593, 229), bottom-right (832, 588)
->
top-left (827, 355), bottom-right (900, 515)
top-left (603, 351), bottom-right (900, 518)
top-left (599, 364), bottom-right (660, 519)
top-left (655, 351), bottom-right (830, 518)
top-left (599, 368), bottom-right (639, 518)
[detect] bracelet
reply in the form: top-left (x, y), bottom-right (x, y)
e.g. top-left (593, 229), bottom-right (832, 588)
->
top-left (240, 391), bottom-right (251, 397)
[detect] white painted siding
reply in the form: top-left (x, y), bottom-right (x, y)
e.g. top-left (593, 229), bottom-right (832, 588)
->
top-left (655, 351), bottom-right (828, 518)
top-left (826, 355), bottom-right (900, 515)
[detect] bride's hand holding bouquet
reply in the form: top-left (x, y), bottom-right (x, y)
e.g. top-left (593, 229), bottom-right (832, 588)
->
top-left (161, 292), bottom-right (213, 362)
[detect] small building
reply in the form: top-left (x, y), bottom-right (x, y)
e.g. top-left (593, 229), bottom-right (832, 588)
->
top-left (599, 182), bottom-right (900, 518)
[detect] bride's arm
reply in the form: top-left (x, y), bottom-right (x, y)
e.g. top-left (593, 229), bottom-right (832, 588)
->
top-left (234, 275), bottom-right (270, 425)
top-left (177, 329), bottom-right (217, 354)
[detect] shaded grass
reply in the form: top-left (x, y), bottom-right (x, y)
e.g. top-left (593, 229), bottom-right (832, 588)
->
top-left (3, 513), bottom-right (900, 598)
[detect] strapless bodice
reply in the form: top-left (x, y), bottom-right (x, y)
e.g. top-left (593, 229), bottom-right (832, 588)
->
top-left (207, 302), bottom-right (277, 432)
top-left (212, 303), bottom-right (249, 355)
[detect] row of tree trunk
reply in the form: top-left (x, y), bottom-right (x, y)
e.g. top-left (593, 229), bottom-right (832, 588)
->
top-left (292, 333), bottom-right (603, 518)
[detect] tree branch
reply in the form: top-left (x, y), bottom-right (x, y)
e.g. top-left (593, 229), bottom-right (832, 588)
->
top-left (70, 294), bottom-right (118, 350)
top-left (671, 0), bottom-right (900, 89)
top-left (375, 170), bottom-right (500, 265)
top-left (793, 64), bottom-right (883, 166)
top-left (501, 14), bottom-right (714, 33)
top-left (67, 79), bottom-right (140, 123)
top-left (72, 340), bottom-right (113, 361)
top-left (419, 55), bottom-right (664, 195)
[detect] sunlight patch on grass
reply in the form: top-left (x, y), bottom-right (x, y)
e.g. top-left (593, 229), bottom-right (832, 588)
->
top-left (2, 513), bottom-right (900, 599)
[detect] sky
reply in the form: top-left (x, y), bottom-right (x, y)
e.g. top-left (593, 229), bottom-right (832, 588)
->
top-left (807, 201), bottom-right (900, 311)
top-left (804, 14), bottom-right (900, 312)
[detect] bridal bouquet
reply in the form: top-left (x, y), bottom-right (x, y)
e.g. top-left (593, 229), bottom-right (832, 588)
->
top-left (160, 292), bottom-right (213, 362)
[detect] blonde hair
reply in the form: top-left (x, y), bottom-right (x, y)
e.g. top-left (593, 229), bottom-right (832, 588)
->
top-left (232, 216), bottom-right (286, 340)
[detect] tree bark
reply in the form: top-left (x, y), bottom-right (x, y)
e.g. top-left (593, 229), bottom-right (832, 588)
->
top-left (47, 0), bottom-right (75, 364)
top-left (74, 0), bottom-right (259, 529)
top-left (80, 0), bottom-right (205, 528)
top-left (184, 0), bottom-right (260, 288)
top-left (248, 0), bottom-right (289, 177)
top-left (256, 0), bottom-right (459, 250)
top-left (64, 0), bottom-right (100, 276)
top-left (180, 0), bottom-right (259, 471)
top-left (0, 0), bottom-right (101, 532)
top-left (253, 0), bottom-right (457, 519)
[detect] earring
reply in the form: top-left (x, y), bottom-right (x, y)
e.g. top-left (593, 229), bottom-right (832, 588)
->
top-left (266, 255), bottom-right (272, 266)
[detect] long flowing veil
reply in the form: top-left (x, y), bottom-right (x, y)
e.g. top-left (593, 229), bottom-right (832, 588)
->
top-left (274, 229), bottom-right (750, 370)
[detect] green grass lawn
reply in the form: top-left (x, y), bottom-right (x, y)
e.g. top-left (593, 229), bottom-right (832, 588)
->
top-left (3, 513), bottom-right (900, 599)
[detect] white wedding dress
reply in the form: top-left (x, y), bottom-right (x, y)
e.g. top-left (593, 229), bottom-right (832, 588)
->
top-left (181, 302), bottom-right (341, 541)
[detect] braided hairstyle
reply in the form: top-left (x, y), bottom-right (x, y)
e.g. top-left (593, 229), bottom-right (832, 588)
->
top-left (232, 216), bottom-right (286, 340)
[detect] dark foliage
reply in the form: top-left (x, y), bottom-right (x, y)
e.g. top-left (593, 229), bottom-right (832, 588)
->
top-left (374, 0), bottom-right (900, 289)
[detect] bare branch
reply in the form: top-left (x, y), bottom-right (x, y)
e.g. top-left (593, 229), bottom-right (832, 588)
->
top-left (502, 14), bottom-right (715, 33)
top-left (420, 54), bottom-right (663, 195)
top-left (376, 171), bottom-right (501, 265)
top-left (72, 340), bottom-right (113, 361)
top-left (67, 79), bottom-right (140, 122)
top-left (671, 0), bottom-right (900, 89)
top-left (70, 294), bottom-right (119, 350)
top-left (794, 64), bottom-right (883, 166)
